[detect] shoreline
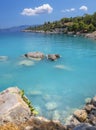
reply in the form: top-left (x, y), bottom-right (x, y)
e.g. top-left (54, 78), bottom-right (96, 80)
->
top-left (22, 29), bottom-right (96, 41)
top-left (0, 87), bottom-right (96, 130)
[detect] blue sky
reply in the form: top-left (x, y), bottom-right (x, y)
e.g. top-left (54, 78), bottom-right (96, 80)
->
top-left (0, 0), bottom-right (96, 28)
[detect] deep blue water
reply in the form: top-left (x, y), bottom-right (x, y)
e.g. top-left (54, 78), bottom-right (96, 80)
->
top-left (0, 32), bottom-right (96, 123)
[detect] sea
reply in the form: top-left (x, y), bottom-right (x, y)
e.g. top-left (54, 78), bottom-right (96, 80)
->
top-left (0, 31), bottom-right (96, 123)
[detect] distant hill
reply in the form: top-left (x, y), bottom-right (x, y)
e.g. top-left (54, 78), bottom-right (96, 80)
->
top-left (0, 25), bottom-right (32, 32)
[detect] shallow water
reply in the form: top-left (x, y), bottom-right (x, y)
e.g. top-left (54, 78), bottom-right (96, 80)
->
top-left (0, 32), bottom-right (96, 123)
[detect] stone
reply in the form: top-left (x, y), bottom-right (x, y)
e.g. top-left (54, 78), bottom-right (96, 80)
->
top-left (85, 97), bottom-right (92, 104)
top-left (0, 56), bottom-right (8, 61)
top-left (73, 123), bottom-right (96, 130)
top-left (74, 110), bottom-right (87, 122)
top-left (0, 87), bottom-right (31, 125)
top-left (45, 102), bottom-right (58, 111)
top-left (88, 114), bottom-right (96, 125)
top-left (24, 52), bottom-right (45, 60)
top-left (47, 54), bottom-right (60, 61)
top-left (84, 104), bottom-right (94, 112)
top-left (92, 96), bottom-right (96, 106)
top-left (18, 60), bottom-right (35, 66)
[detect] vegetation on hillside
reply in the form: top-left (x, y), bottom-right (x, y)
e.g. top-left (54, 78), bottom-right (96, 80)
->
top-left (26, 12), bottom-right (96, 34)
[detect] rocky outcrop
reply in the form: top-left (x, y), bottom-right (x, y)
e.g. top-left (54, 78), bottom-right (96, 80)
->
top-left (0, 87), bottom-right (32, 125)
top-left (24, 52), bottom-right (45, 60)
top-left (85, 31), bottom-right (96, 40)
top-left (1, 87), bottom-right (96, 130)
top-left (47, 54), bottom-right (60, 61)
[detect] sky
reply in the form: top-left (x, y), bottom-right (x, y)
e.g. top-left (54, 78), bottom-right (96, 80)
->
top-left (0, 0), bottom-right (96, 28)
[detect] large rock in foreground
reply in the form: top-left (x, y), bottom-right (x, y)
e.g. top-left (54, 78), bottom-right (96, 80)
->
top-left (0, 87), bottom-right (31, 125)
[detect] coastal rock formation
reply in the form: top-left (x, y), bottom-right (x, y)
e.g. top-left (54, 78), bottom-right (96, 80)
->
top-left (74, 110), bottom-right (87, 122)
top-left (47, 54), bottom-right (60, 61)
top-left (0, 87), bottom-right (31, 125)
top-left (24, 52), bottom-right (45, 60)
top-left (1, 87), bottom-right (96, 130)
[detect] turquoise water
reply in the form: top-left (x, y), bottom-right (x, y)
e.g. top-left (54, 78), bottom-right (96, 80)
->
top-left (0, 32), bottom-right (96, 123)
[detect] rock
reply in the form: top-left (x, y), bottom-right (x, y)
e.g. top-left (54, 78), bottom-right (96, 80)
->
top-left (24, 52), bottom-right (45, 60)
top-left (45, 102), bottom-right (58, 111)
top-left (84, 104), bottom-right (94, 112)
top-left (18, 60), bottom-right (35, 66)
top-left (73, 123), bottom-right (96, 130)
top-left (54, 64), bottom-right (72, 71)
top-left (25, 126), bottom-right (33, 130)
top-left (92, 96), bottom-right (96, 106)
top-left (85, 97), bottom-right (92, 104)
top-left (88, 114), bottom-right (96, 125)
top-left (65, 115), bottom-right (80, 126)
top-left (0, 56), bottom-right (8, 61)
top-left (74, 110), bottom-right (87, 122)
top-left (0, 87), bottom-right (31, 125)
top-left (47, 54), bottom-right (60, 61)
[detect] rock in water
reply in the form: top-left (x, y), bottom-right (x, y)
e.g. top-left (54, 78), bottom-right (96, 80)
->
top-left (0, 87), bottom-right (31, 125)
top-left (0, 56), bottom-right (8, 61)
top-left (47, 54), bottom-right (60, 61)
top-left (24, 52), bottom-right (45, 60)
top-left (18, 60), bottom-right (34, 66)
top-left (45, 102), bottom-right (58, 110)
top-left (74, 109), bottom-right (87, 122)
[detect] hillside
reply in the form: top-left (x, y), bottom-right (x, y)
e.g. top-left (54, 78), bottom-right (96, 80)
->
top-left (25, 12), bottom-right (96, 34)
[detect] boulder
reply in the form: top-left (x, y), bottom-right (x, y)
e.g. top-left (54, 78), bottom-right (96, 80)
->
top-left (84, 104), bottom-right (94, 113)
top-left (47, 54), bottom-right (60, 61)
top-left (73, 123), bottom-right (96, 130)
top-left (24, 52), bottom-right (45, 60)
top-left (74, 110), bottom-right (87, 122)
top-left (92, 96), bottom-right (96, 107)
top-left (0, 87), bottom-right (32, 125)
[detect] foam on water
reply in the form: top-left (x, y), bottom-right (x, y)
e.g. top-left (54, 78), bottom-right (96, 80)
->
top-left (0, 32), bottom-right (96, 123)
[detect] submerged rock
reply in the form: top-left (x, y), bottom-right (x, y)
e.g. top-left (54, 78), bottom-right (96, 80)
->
top-left (24, 52), bottom-right (45, 60)
top-left (0, 87), bottom-right (31, 124)
top-left (0, 56), bottom-right (8, 61)
top-left (45, 102), bottom-right (58, 111)
top-left (54, 64), bottom-right (72, 70)
top-left (18, 60), bottom-right (35, 66)
top-left (85, 97), bottom-right (92, 104)
top-left (29, 90), bottom-right (42, 96)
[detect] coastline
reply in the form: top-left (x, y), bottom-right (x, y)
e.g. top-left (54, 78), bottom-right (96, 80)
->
top-left (0, 87), bottom-right (96, 130)
top-left (22, 29), bottom-right (96, 40)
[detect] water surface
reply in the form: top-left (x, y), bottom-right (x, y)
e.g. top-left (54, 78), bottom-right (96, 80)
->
top-left (0, 32), bottom-right (96, 123)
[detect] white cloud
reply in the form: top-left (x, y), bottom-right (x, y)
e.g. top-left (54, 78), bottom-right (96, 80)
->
top-left (62, 8), bottom-right (75, 13)
top-left (79, 6), bottom-right (88, 11)
top-left (21, 4), bottom-right (53, 16)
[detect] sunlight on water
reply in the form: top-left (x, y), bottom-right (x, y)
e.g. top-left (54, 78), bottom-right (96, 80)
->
top-left (0, 32), bottom-right (96, 123)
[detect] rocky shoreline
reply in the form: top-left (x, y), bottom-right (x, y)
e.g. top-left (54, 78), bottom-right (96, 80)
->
top-left (0, 87), bottom-right (96, 130)
top-left (23, 29), bottom-right (96, 41)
